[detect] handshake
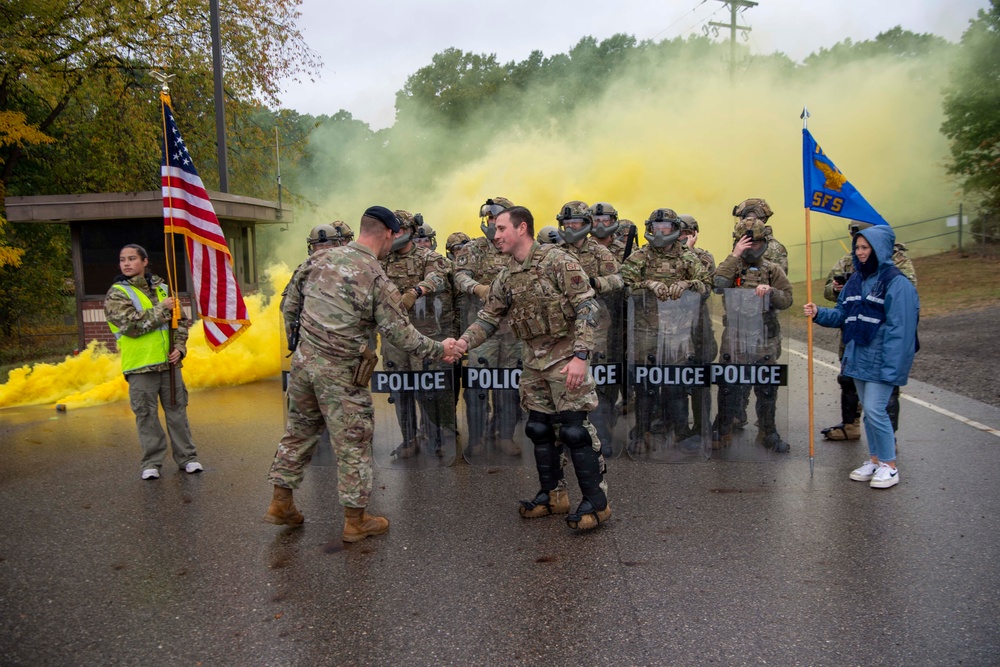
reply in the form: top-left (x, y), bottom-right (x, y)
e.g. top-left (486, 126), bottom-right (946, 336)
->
top-left (440, 337), bottom-right (470, 363)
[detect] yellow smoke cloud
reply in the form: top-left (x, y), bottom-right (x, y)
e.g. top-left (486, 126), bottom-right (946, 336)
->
top-left (0, 264), bottom-right (292, 410)
top-left (283, 53), bottom-right (957, 281)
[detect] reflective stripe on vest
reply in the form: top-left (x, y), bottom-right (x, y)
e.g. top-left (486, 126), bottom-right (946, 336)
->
top-left (108, 283), bottom-right (170, 372)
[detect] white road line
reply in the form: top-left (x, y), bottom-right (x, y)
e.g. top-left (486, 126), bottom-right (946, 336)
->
top-left (788, 347), bottom-right (1000, 438)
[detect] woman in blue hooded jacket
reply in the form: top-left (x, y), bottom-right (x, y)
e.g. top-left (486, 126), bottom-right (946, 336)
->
top-left (803, 225), bottom-right (919, 489)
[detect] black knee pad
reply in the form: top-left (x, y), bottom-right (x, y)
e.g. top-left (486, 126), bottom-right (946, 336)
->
top-left (525, 411), bottom-right (555, 445)
top-left (837, 373), bottom-right (856, 392)
top-left (557, 411), bottom-right (591, 450)
top-left (757, 385), bottom-right (777, 400)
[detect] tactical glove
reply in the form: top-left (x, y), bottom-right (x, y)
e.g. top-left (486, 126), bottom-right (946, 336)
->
top-left (401, 289), bottom-right (419, 310)
top-left (645, 281), bottom-right (670, 301)
top-left (473, 283), bottom-right (491, 300)
top-left (667, 280), bottom-right (690, 300)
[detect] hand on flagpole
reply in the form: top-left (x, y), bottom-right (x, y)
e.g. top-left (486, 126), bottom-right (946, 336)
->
top-left (803, 303), bottom-right (818, 319)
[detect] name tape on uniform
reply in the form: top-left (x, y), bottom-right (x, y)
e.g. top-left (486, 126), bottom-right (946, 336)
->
top-left (371, 371), bottom-right (454, 393)
top-left (632, 364), bottom-right (788, 387)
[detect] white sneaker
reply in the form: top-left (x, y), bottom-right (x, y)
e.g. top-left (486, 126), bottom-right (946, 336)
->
top-left (849, 460), bottom-right (879, 482)
top-left (141, 468), bottom-right (160, 480)
top-left (870, 463), bottom-right (900, 489)
top-left (184, 461), bottom-right (204, 474)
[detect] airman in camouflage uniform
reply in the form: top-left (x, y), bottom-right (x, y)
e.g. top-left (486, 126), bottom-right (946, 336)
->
top-left (280, 224), bottom-right (341, 348)
top-left (380, 211), bottom-right (451, 459)
top-left (733, 198), bottom-right (787, 274)
top-left (620, 208), bottom-right (712, 451)
top-left (452, 196), bottom-right (523, 456)
top-left (712, 220), bottom-right (794, 453)
top-left (265, 206), bottom-right (457, 543)
top-left (557, 201), bottom-right (624, 456)
top-left (446, 232), bottom-right (473, 335)
top-left (679, 214), bottom-right (718, 438)
top-left (611, 218), bottom-right (638, 262)
top-left (331, 220), bottom-right (354, 246)
top-left (457, 206), bottom-right (611, 531)
top-left (822, 220), bottom-right (917, 441)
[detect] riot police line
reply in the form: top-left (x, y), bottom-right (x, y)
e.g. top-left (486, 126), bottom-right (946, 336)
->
top-left (281, 287), bottom-right (790, 469)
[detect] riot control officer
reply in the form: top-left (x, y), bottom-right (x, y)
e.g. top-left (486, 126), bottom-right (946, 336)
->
top-left (611, 218), bottom-right (638, 262)
top-left (557, 201), bottom-right (624, 456)
top-left (678, 214), bottom-right (718, 438)
top-left (733, 198), bottom-right (787, 274)
top-left (413, 221), bottom-right (437, 252)
top-left (281, 224), bottom-right (342, 351)
top-left (455, 206), bottom-right (611, 531)
top-left (712, 220), bottom-right (793, 453)
top-left (331, 220), bottom-right (354, 246)
top-left (822, 220), bottom-right (917, 441)
top-left (452, 196), bottom-right (523, 457)
top-left (537, 225), bottom-right (565, 245)
top-left (380, 210), bottom-right (451, 459)
top-left (588, 201), bottom-right (620, 253)
top-left (620, 208), bottom-right (712, 452)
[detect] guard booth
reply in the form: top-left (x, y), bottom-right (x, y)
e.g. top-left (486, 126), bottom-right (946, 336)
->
top-left (4, 191), bottom-right (290, 351)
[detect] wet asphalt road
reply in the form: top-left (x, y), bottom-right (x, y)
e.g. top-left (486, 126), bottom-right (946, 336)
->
top-left (1, 340), bottom-right (998, 667)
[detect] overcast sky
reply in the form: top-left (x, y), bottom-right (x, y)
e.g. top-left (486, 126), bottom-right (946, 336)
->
top-left (278, 0), bottom-right (988, 128)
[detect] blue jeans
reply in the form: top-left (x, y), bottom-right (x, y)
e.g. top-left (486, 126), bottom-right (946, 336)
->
top-left (853, 379), bottom-right (896, 463)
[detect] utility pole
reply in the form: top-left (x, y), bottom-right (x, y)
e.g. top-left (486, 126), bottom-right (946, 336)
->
top-left (707, 0), bottom-right (758, 82)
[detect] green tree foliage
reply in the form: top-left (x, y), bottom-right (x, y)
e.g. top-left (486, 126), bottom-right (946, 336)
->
top-left (0, 0), bottom-right (318, 196)
top-left (0, 0), bottom-right (317, 340)
top-left (942, 1), bottom-right (1000, 218)
top-left (0, 222), bottom-right (71, 337)
top-left (802, 26), bottom-right (953, 69)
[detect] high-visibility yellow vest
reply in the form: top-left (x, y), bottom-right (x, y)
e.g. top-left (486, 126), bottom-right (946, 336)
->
top-left (108, 282), bottom-right (170, 373)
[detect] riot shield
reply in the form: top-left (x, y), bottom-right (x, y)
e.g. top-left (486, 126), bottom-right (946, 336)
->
top-left (626, 289), bottom-right (711, 462)
top-left (591, 289), bottom-right (627, 458)
top-left (372, 293), bottom-right (458, 469)
top-left (458, 294), bottom-right (532, 466)
top-left (709, 288), bottom-right (789, 462)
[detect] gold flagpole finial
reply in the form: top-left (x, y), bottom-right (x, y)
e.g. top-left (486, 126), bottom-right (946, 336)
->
top-left (151, 71), bottom-right (176, 100)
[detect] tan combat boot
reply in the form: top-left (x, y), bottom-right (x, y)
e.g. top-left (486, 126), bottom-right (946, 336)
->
top-left (566, 502), bottom-right (612, 531)
top-left (391, 439), bottom-right (420, 459)
top-left (263, 485), bottom-right (304, 526)
top-left (498, 438), bottom-right (521, 456)
top-left (822, 418), bottom-right (861, 441)
top-left (342, 507), bottom-right (390, 543)
top-left (518, 487), bottom-right (570, 518)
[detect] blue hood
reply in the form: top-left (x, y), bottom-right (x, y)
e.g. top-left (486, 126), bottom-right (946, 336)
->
top-left (853, 225), bottom-right (896, 272)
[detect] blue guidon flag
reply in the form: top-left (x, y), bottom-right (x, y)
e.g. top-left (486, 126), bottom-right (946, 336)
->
top-left (802, 128), bottom-right (888, 226)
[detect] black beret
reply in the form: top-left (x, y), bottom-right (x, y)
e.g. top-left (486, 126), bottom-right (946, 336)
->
top-left (362, 205), bottom-right (400, 233)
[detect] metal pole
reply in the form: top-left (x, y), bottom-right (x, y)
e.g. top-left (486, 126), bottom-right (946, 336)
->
top-left (958, 203), bottom-right (963, 252)
top-left (210, 0), bottom-right (228, 193)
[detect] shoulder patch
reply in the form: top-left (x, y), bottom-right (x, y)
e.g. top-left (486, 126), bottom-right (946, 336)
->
top-left (565, 262), bottom-right (581, 272)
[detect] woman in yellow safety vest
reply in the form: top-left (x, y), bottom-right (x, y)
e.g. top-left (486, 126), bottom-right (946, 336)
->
top-left (104, 244), bottom-right (202, 480)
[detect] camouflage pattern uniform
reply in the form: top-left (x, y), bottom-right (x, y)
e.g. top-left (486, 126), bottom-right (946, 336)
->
top-left (559, 201), bottom-right (624, 456)
top-left (461, 240), bottom-right (610, 526)
top-left (763, 227), bottom-right (788, 274)
top-left (732, 198), bottom-right (787, 274)
top-left (823, 240), bottom-right (917, 436)
top-left (267, 242), bottom-right (445, 508)
top-left (610, 219), bottom-right (638, 262)
top-left (453, 198), bottom-right (523, 454)
top-left (105, 272), bottom-right (197, 471)
top-left (712, 221), bottom-right (794, 451)
top-left (380, 211), bottom-right (451, 457)
top-left (620, 212), bottom-right (712, 447)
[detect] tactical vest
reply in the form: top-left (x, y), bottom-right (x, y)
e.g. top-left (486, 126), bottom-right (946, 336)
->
top-left (505, 246), bottom-right (577, 342)
top-left (641, 246), bottom-right (694, 282)
top-left (108, 282), bottom-right (170, 373)
top-left (841, 265), bottom-right (904, 347)
top-left (383, 248), bottom-right (428, 292)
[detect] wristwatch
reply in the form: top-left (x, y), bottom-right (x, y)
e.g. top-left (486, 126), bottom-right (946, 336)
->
top-left (574, 351), bottom-right (589, 361)
top-left (413, 286), bottom-right (423, 297)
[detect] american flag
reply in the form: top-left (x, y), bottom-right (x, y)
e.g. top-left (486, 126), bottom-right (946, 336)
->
top-left (161, 95), bottom-right (250, 350)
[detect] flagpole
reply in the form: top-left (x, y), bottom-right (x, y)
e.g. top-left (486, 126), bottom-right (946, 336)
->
top-left (801, 106), bottom-right (816, 477)
top-left (154, 71), bottom-right (180, 405)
